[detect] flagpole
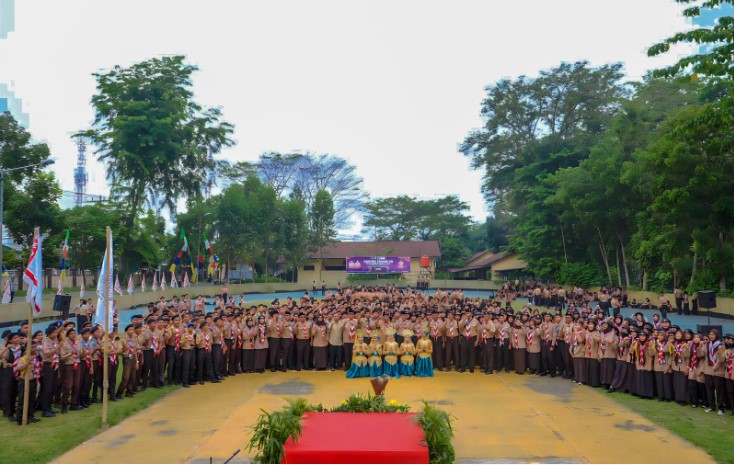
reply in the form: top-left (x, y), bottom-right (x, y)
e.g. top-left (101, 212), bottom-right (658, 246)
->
top-left (21, 227), bottom-right (39, 428)
top-left (102, 226), bottom-right (111, 428)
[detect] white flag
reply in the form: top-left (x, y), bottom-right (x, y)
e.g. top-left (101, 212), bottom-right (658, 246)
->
top-left (183, 273), bottom-right (190, 288)
top-left (23, 231), bottom-right (43, 316)
top-left (80, 280), bottom-right (85, 299)
top-left (152, 272), bottom-right (158, 292)
top-left (141, 274), bottom-right (147, 293)
top-left (161, 272), bottom-right (167, 291)
top-left (114, 275), bottom-right (123, 295)
top-left (2, 280), bottom-right (11, 304)
top-left (56, 275), bottom-right (63, 295)
top-left (94, 235), bottom-right (114, 330)
top-left (127, 274), bottom-right (134, 295)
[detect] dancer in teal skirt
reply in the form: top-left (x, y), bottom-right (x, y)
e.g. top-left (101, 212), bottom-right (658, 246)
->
top-left (414, 330), bottom-right (434, 377)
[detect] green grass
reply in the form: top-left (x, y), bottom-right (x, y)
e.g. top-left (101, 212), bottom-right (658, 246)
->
top-left (0, 384), bottom-right (179, 463)
top-left (603, 390), bottom-right (734, 463)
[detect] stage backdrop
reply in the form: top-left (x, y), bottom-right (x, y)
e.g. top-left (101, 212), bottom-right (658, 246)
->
top-left (346, 256), bottom-right (411, 274)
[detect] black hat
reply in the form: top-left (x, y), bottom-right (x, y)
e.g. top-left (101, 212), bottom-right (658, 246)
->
top-left (634, 312), bottom-right (644, 318)
top-left (81, 327), bottom-right (92, 335)
top-left (724, 333), bottom-right (734, 340)
top-left (2, 330), bottom-right (11, 339)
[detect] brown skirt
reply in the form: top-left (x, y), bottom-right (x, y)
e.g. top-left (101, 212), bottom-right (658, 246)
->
top-left (527, 352), bottom-right (541, 371)
top-left (574, 357), bottom-right (587, 384)
top-left (626, 362), bottom-right (637, 394)
top-left (600, 358), bottom-right (616, 385)
top-left (673, 371), bottom-right (688, 403)
top-left (254, 349), bottom-right (268, 370)
top-left (514, 348), bottom-right (526, 374)
top-left (313, 346), bottom-right (327, 370)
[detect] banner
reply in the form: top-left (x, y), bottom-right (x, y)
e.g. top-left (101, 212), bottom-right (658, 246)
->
top-left (346, 256), bottom-right (411, 274)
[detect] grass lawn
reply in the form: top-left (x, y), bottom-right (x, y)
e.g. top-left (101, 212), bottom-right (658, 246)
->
top-left (603, 390), bottom-right (734, 463)
top-left (0, 384), bottom-right (179, 464)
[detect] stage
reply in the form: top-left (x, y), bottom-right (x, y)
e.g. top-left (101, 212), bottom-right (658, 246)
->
top-left (54, 371), bottom-right (714, 464)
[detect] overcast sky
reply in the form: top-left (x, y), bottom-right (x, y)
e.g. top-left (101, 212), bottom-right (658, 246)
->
top-left (0, 0), bottom-right (693, 234)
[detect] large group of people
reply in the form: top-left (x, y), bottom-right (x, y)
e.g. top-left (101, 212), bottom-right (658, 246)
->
top-left (1, 284), bottom-right (733, 426)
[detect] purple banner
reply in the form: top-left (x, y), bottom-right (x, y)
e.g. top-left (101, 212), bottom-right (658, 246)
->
top-left (346, 256), bottom-right (411, 274)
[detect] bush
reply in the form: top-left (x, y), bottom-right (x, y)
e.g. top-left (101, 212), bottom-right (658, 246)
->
top-left (556, 262), bottom-right (605, 288)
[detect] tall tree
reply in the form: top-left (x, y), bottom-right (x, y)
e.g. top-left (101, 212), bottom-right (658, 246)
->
top-left (4, 172), bottom-right (63, 251)
top-left (309, 189), bottom-right (337, 278)
top-left (82, 55), bottom-right (234, 230)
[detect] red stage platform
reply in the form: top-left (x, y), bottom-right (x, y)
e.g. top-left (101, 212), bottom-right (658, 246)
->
top-left (282, 412), bottom-right (429, 464)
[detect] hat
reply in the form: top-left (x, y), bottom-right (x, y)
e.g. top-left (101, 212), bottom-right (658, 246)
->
top-left (1, 330), bottom-right (11, 339)
top-left (80, 327), bottom-right (92, 335)
top-left (635, 312), bottom-right (644, 319)
top-left (724, 333), bottom-right (734, 340)
top-left (187, 323), bottom-right (195, 328)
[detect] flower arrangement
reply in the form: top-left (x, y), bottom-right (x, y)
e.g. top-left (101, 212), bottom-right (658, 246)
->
top-left (246, 393), bottom-right (455, 464)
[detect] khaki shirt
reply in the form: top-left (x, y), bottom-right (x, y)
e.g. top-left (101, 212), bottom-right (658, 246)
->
top-left (328, 321), bottom-right (344, 346)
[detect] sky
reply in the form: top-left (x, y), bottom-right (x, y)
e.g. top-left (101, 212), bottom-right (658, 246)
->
top-left (0, 0), bottom-right (694, 236)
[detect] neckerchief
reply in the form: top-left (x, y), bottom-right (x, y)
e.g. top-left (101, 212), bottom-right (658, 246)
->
top-left (709, 340), bottom-right (722, 366)
top-left (526, 330), bottom-right (533, 346)
top-left (465, 320), bottom-right (472, 339)
top-left (600, 334), bottom-right (607, 356)
top-left (673, 341), bottom-right (684, 364)
top-left (151, 333), bottom-right (159, 355)
top-left (586, 332), bottom-right (593, 357)
top-left (50, 340), bottom-right (60, 369)
top-left (726, 347), bottom-right (734, 378)
top-left (482, 326), bottom-right (488, 344)
top-left (33, 356), bottom-right (42, 382)
top-left (82, 339), bottom-right (92, 368)
top-left (10, 346), bottom-right (22, 379)
top-left (276, 323), bottom-right (281, 338)
top-left (174, 328), bottom-right (181, 352)
top-left (514, 329), bottom-right (519, 348)
top-left (70, 341), bottom-right (79, 370)
top-left (259, 324), bottom-right (267, 343)
top-left (689, 342), bottom-right (699, 370)
top-left (349, 321), bottom-right (355, 341)
top-left (204, 333), bottom-right (211, 352)
top-left (638, 340), bottom-right (649, 367)
top-left (656, 341), bottom-right (666, 365)
top-left (127, 337), bottom-right (136, 359)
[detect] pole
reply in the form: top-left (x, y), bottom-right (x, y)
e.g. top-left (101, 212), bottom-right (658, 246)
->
top-left (0, 172), bottom-right (4, 288)
top-left (102, 226), bottom-right (111, 427)
top-left (196, 218), bottom-right (202, 285)
top-left (21, 227), bottom-right (38, 427)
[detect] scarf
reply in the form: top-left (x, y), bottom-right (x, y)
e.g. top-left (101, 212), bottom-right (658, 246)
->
top-left (127, 337), bottom-right (136, 360)
top-left (10, 346), bottom-right (22, 379)
top-left (656, 341), bottom-right (666, 365)
top-left (432, 322), bottom-right (439, 339)
top-left (726, 347), bottom-right (734, 378)
top-left (526, 330), bottom-right (533, 346)
top-left (689, 342), bottom-right (699, 370)
top-left (586, 333), bottom-right (593, 357)
top-left (544, 324), bottom-right (550, 342)
top-left (482, 326), bottom-right (488, 344)
top-left (709, 340), bottom-right (722, 366)
top-left (70, 341), bottom-right (79, 370)
top-left (349, 321), bottom-right (355, 341)
top-left (82, 339), bottom-right (92, 368)
top-left (638, 340), bottom-right (649, 367)
top-left (514, 329), bottom-right (519, 348)
top-left (276, 323), bottom-right (281, 338)
top-left (204, 333), bottom-right (211, 352)
top-left (260, 324), bottom-right (267, 343)
top-left (618, 338), bottom-right (627, 358)
top-left (500, 325), bottom-right (506, 345)
top-left (465, 321), bottom-right (472, 339)
top-left (151, 333), bottom-right (159, 355)
top-left (673, 341), bottom-right (684, 364)
top-left (564, 326), bottom-right (572, 344)
top-left (51, 341), bottom-right (60, 369)
top-left (600, 335), bottom-right (607, 356)
top-left (33, 356), bottom-right (42, 382)
top-left (174, 328), bottom-right (181, 352)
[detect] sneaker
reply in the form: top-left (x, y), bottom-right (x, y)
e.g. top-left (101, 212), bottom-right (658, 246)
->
top-left (691, 404), bottom-right (697, 408)
top-left (718, 410), bottom-right (724, 416)
top-left (69, 405), bottom-right (83, 411)
top-left (42, 411), bottom-right (56, 418)
top-left (705, 408), bottom-right (713, 413)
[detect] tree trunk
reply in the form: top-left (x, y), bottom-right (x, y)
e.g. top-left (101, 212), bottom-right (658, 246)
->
top-left (642, 269), bottom-right (648, 291)
top-left (720, 231), bottom-right (727, 292)
top-left (560, 223), bottom-right (568, 265)
top-left (690, 245), bottom-right (697, 287)
top-left (616, 232), bottom-right (630, 289)
top-left (615, 248), bottom-right (622, 287)
top-left (596, 227), bottom-right (612, 286)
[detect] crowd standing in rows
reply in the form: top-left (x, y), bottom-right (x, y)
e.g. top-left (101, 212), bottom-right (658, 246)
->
top-left (1, 284), bottom-right (732, 426)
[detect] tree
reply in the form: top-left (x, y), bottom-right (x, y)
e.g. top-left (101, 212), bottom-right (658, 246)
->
top-left (82, 55), bottom-right (234, 231)
top-left (0, 112), bottom-right (51, 183)
top-left (5, 172), bottom-right (63, 252)
top-left (309, 189), bottom-right (336, 280)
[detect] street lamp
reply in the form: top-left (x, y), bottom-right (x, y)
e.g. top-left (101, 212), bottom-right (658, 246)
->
top-left (0, 159), bottom-right (56, 279)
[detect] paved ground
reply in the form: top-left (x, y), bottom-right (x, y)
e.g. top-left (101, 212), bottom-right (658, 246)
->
top-left (54, 371), bottom-right (713, 464)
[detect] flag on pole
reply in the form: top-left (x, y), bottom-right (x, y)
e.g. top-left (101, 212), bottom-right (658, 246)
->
top-left (23, 229), bottom-right (43, 316)
top-left (171, 275), bottom-right (178, 288)
top-left (56, 275), bottom-right (63, 295)
top-left (161, 273), bottom-right (167, 291)
top-left (94, 233), bottom-right (114, 329)
top-left (2, 279), bottom-right (11, 304)
top-left (152, 272), bottom-right (158, 292)
top-left (181, 229), bottom-right (189, 253)
top-left (203, 233), bottom-right (213, 255)
top-left (169, 261), bottom-right (178, 273)
top-left (141, 274), bottom-right (147, 293)
top-left (60, 229), bottom-right (70, 282)
top-left (114, 275), bottom-right (123, 295)
top-left (127, 275), bottom-right (134, 295)
top-left (80, 280), bottom-right (85, 298)
top-left (190, 264), bottom-right (196, 283)
top-left (183, 273), bottom-right (190, 288)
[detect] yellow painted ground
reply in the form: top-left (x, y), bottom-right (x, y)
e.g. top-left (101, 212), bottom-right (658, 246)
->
top-left (54, 371), bottom-right (714, 464)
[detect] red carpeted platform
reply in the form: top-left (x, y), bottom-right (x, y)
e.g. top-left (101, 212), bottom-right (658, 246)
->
top-left (282, 412), bottom-right (429, 464)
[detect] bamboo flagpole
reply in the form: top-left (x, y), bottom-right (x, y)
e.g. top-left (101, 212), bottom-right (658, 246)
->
top-left (21, 227), bottom-right (42, 427)
top-left (102, 226), bottom-right (112, 427)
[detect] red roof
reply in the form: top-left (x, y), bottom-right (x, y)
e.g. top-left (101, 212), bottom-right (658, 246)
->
top-left (449, 251), bottom-right (506, 273)
top-left (307, 241), bottom-right (441, 259)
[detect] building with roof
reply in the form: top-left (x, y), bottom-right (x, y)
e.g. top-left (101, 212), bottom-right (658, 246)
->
top-left (297, 241), bottom-right (441, 286)
top-left (450, 250), bottom-right (528, 281)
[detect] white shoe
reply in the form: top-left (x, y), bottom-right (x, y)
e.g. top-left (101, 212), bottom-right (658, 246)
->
top-left (705, 408), bottom-right (713, 413)
top-left (718, 410), bottom-right (724, 415)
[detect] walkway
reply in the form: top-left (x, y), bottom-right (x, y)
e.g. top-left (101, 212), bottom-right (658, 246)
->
top-left (54, 371), bottom-right (713, 464)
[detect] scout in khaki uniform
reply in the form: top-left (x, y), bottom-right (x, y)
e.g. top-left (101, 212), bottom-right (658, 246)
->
top-left (311, 316), bottom-right (329, 371)
top-left (458, 311), bottom-right (478, 373)
top-left (652, 330), bottom-right (673, 401)
top-left (687, 331), bottom-right (706, 406)
top-left (78, 327), bottom-right (96, 407)
top-left (510, 320), bottom-right (527, 374)
top-left (39, 325), bottom-right (61, 417)
top-left (268, 314), bottom-right (283, 372)
top-left (540, 313), bottom-right (557, 376)
top-left (59, 328), bottom-right (83, 412)
top-left (253, 315), bottom-right (269, 373)
top-left (723, 334), bottom-right (734, 415)
top-left (702, 329), bottom-right (726, 413)
top-left (327, 315), bottom-right (344, 371)
top-left (495, 314), bottom-right (511, 373)
top-left (108, 327), bottom-right (124, 401)
top-left (342, 311), bottom-right (358, 369)
top-left (670, 329), bottom-right (689, 404)
top-left (294, 315), bottom-right (311, 371)
top-left (116, 324), bottom-right (139, 398)
top-left (526, 318), bottom-right (541, 375)
top-left (14, 343), bottom-right (41, 424)
top-left (280, 315), bottom-right (296, 371)
top-left (585, 321), bottom-right (601, 388)
top-left (442, 313), bottom-right (459, 372)
top-left (479, 315), bottom-right (496, 375)
top-left (599, 320), bottom-right (618, 386)
top-left (634, 331), bottom-right (656, 399)
top-left (571, 322), bottom-right (587, 385)
top-left (196, 321), bottom-right (217, 383)
top-left (429, 314), bottom-right (444, 371)
top-left (180, 323), bottom-right (196, 387)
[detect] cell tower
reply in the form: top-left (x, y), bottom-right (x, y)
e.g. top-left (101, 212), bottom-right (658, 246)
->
top-left (73, 138), bottom-right (88, 207)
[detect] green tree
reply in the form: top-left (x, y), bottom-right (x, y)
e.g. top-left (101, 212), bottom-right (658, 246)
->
top-left (82, 55), bottom-right (234, 231)
top-left (5, 172), bottom-right (63, 252)
top-left (309, 189), bottom-right (336, 279)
